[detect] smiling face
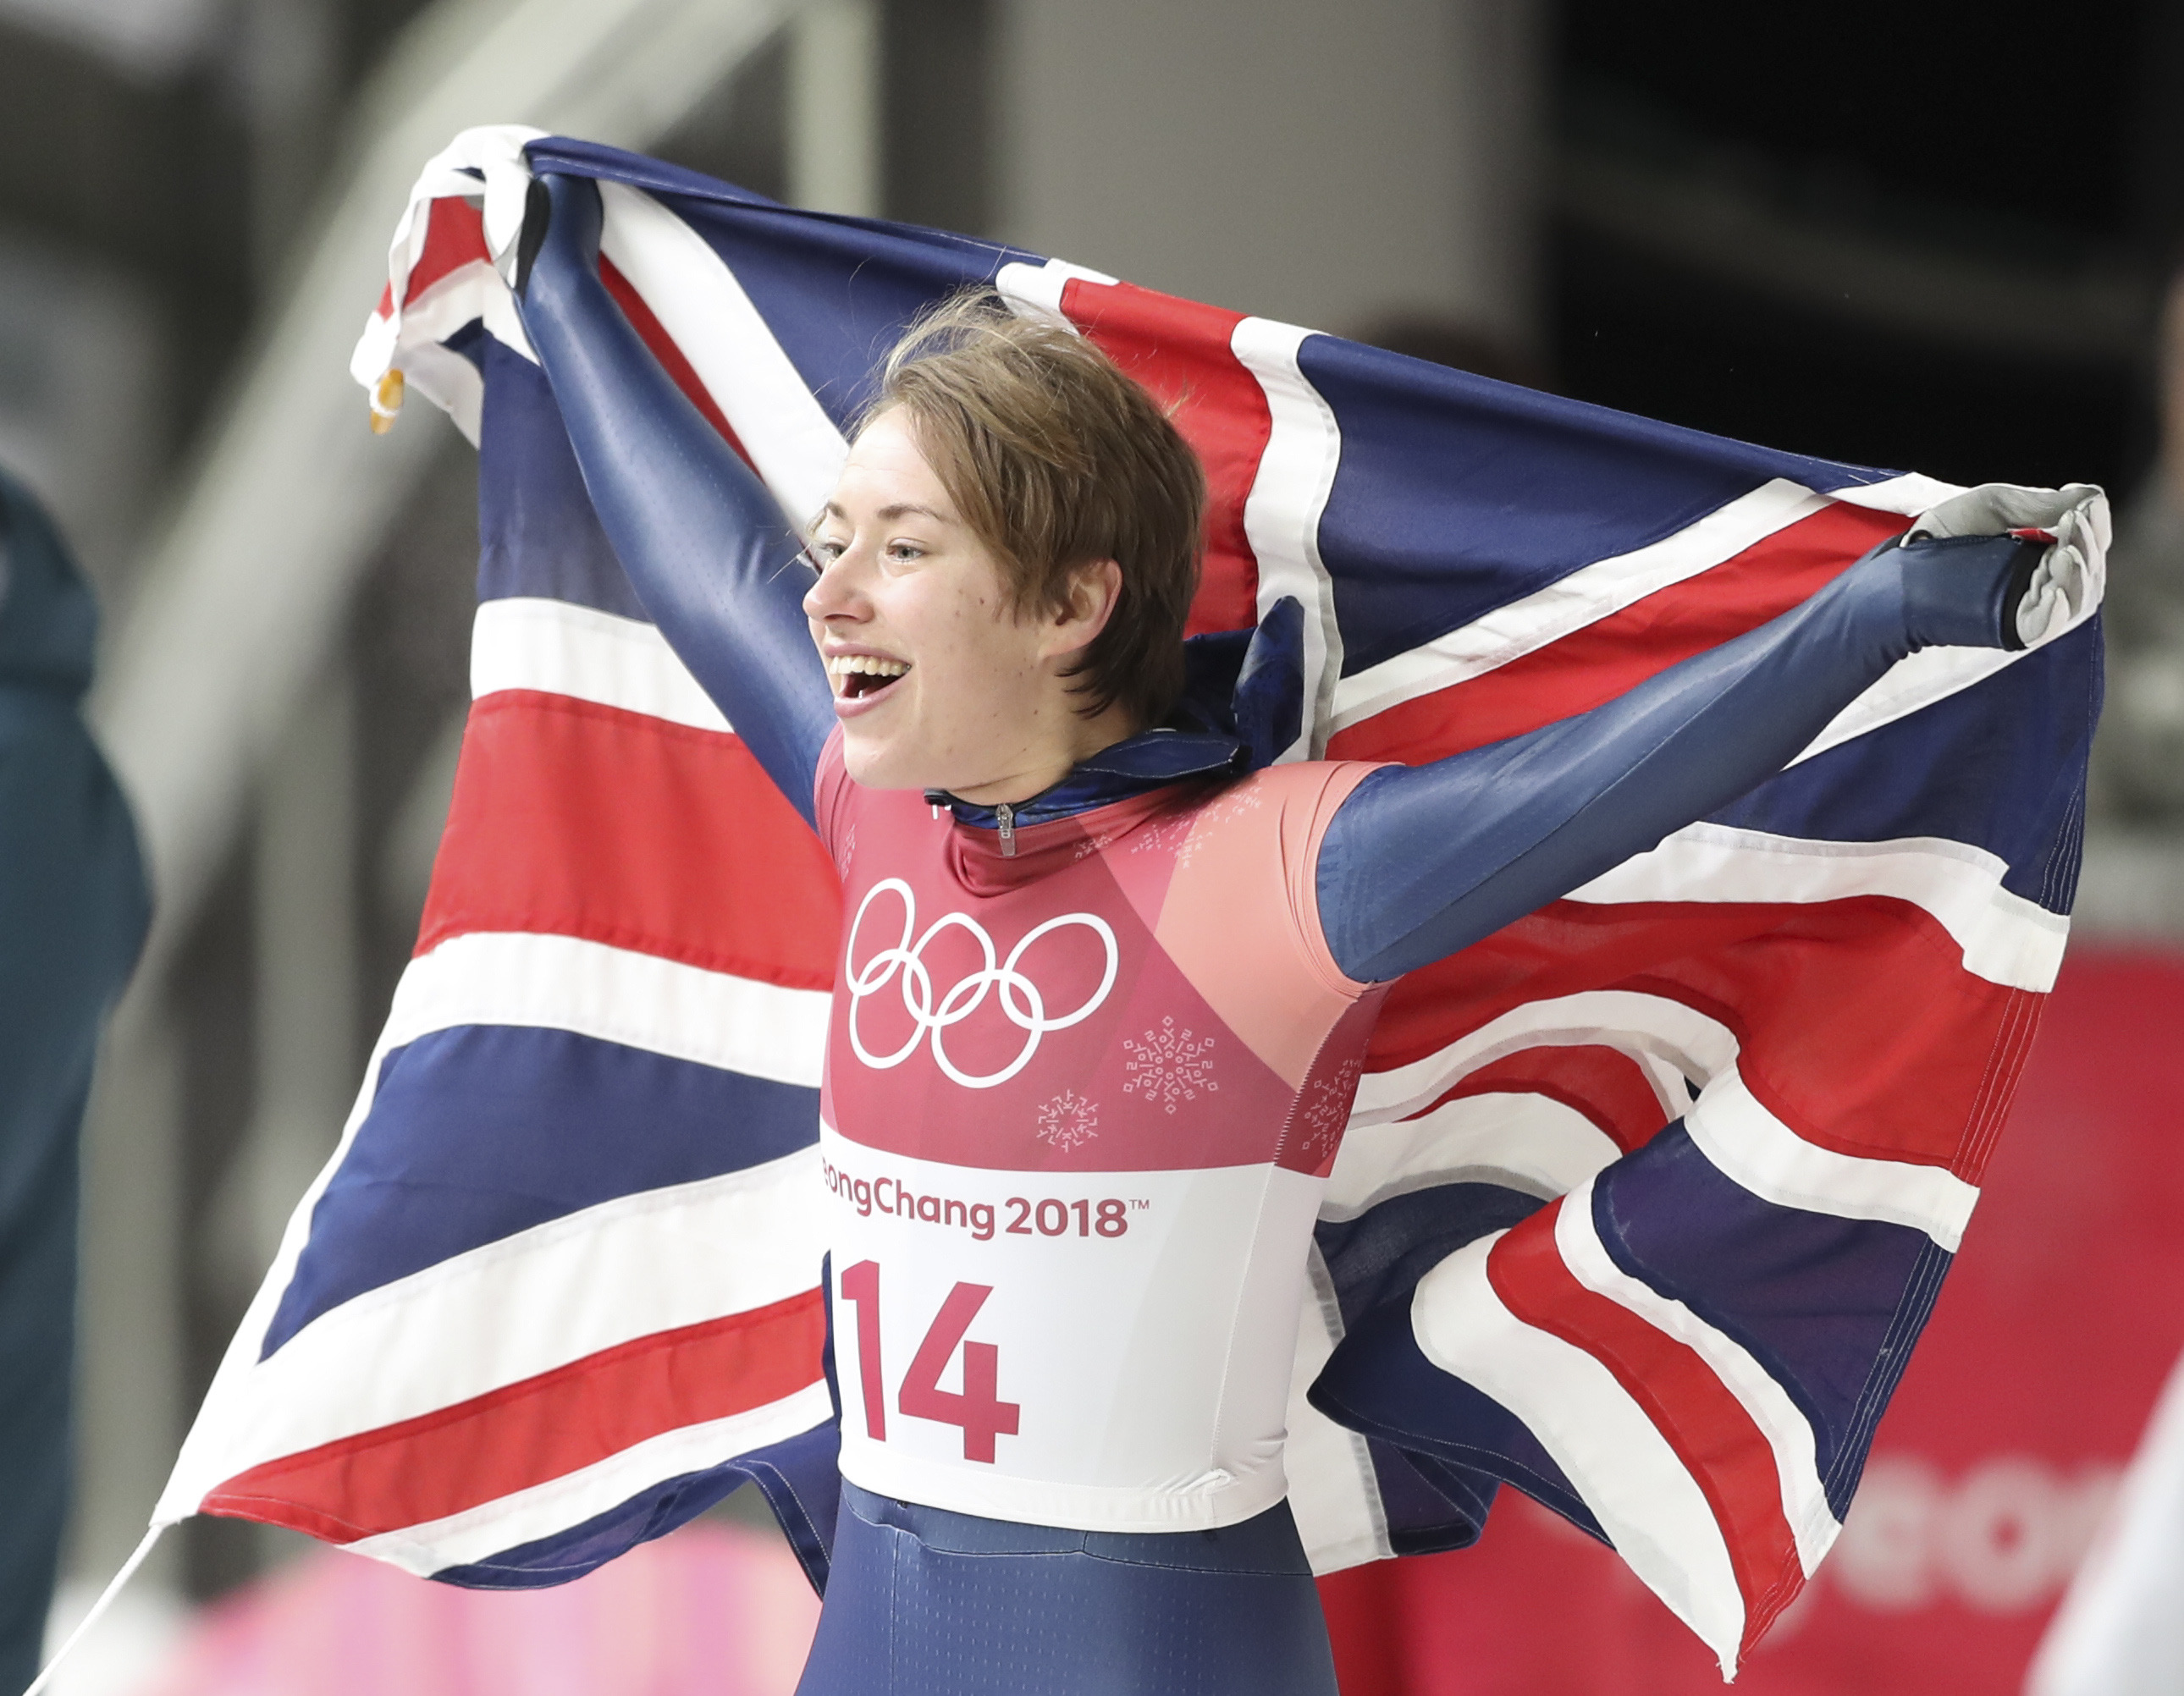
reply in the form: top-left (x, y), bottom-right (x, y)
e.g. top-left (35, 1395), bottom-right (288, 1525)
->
top-left (804, 408), bottom-right (1134, 803)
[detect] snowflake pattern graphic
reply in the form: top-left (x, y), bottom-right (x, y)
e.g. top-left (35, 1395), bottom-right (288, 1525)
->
top-left (1034, 1089), bottom-right (1100, 1151)
top-left (1127, 813), bottom-right (1194, 858)
top-left (1290, 1060), bottom-right (1363, 1165)
top-left (1173, 785), bottom-right (1265, 870)
top-left (1122, 1016), bottom-right (1219, 1115)
top-left (1072, 830), bottom-right (1118, 863)
top-left (1124, 785), bottom-right (1266, 867)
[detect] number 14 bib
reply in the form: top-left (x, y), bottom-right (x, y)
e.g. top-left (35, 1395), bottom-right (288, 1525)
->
top-left (812, 735), bottom-right (1385, 1534)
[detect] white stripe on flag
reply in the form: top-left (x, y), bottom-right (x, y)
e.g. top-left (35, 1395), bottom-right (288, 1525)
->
top-left (1791, 643), bottom-right (2020, 769)
top-left (1329, 478), bottom-right (1829, 732)
top-left (1411, 1231), bottom-right (1746, 1674)
top-left (163, 914), bottom-right (825, 1518)
top-left (1554, 1181), bottom-right (1842, 1577)
top-left (1233, 318), bottom-right (1347, 760)
top-left (1566, 822), bottom-right (2070, 993)
top-left (470, 596), bottom-right (732, 731)
top-left (1282, 1245), bottom-right (1390, 1575)
top-left (995, 257), bottom-right (1122, 326)
top-left (1327, 464), bottom-right (2102, 778)
top-left (184, 1149), bottom-right (824, 1490)
top-left (345, 1386), bottom-right (836, 1574)
top-left (1323, 1091), bottom-right (1622, 1220)
top-left (398, 255), bottom-right (532, 363)
top-left (1350, 989), bottom-right (1731, 1128)
top-left (381, 257), bottom-right (513, 441)
top-left (352, 124), bottom-right (544, 388)
top-left (1351, 991), bottom-right (1978, 1248)
top-left (387, 931), bottom-right (829, 1090)
top-left (598, 179), bottom-right (849, 530)
top-left (1685, 1070), bottom-right (1978, 1252)
top-left (1823, 472), bottom-right (1968, 516)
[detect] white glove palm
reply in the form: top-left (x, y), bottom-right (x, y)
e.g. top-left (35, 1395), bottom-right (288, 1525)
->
top-left (1906, 482), bottom-right (2110, 648)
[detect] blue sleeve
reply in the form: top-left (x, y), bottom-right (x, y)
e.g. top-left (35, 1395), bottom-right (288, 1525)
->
top-left (1316, 531), bottom-right (2040, 983)
top-left (511, 173), bottom-right (835, 826)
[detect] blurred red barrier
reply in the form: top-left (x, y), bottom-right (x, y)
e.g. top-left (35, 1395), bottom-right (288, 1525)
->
top-left (1320, 945), bottom-right (2184, 1694)
top-left (138, 1519), bottom-right (818, 1696)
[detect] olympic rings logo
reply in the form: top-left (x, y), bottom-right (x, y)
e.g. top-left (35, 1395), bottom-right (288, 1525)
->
top-left (844, 878), bottom-right (1119, 1089)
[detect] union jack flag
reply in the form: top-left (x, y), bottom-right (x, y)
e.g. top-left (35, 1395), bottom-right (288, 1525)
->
top-left (153, 126), bottom-right (2101, 1676)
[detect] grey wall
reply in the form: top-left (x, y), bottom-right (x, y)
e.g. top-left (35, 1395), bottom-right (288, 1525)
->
top-left (994, 0), bottom-right (1544, 344)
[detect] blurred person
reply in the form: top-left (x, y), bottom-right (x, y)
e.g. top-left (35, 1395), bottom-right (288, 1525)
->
top-left (2090, 268), bottom-right (2184, 821)
top-left (0, 471), bottom-right (148, 1696)
top-left (511, 172), bottom-right (2086, 1696)
top-left (2027, 1345), bottom-right (2184, 1694)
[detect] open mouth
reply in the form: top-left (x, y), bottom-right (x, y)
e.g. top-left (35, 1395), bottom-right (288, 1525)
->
top-left (828, 653), bottom-right (912, 705)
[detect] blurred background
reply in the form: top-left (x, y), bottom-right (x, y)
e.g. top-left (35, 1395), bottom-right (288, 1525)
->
top-left (8, 0), bottom-right (2184, 1691)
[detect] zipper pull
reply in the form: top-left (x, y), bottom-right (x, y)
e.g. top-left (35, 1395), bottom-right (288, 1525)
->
top-left (996, 802), bottom-right (1018, 857)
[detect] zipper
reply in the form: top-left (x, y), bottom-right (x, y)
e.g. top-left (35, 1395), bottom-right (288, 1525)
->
top-left (995, 801), bottom-right (1018, 857)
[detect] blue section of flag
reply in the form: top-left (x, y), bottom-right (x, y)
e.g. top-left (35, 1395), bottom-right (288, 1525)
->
top-left (1368, 1438), bottom-right (1503, 1557)
top-left (1294, 333), bottom-right (1892, 676)
top-left (1312, 1183), bottom-right (1601, 1537)
top-left (1589, 1126), bottom-right (1938, 1520)
top-left (262, 1024), bottom-right (819, 1357)
top-left (1711, 619), bottom-right (2100, 912)
top-left (1315, 1182), bottom-right (1546, 1329)
top-left (664, 206), bottom-right (1010, 430)
top-left (477, 339), bottom-right (650, 619)
top-left (1306, 1291), bottom-right (1605, 1541)
top-left (528, 135), bottom-right (1034, 434)
top-left (428, 1419), bottom-right (841, 1591)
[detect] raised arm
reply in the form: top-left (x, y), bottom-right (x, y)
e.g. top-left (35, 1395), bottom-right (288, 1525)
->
top-left (512, 172), bottom-right (834, 823)
top-left (1316, 530), bottom-right (2049, 983)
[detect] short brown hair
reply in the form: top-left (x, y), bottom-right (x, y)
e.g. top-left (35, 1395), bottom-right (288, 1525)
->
top-left (863, 292), bottom-right (1205, 724)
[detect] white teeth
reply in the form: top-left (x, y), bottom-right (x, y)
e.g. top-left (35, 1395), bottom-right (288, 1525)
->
top-left (829, 655), bottom-right (911, 679)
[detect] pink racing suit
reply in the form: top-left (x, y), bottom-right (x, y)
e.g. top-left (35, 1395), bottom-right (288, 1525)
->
top-left (815, 735), bottom-right (1387, 1534)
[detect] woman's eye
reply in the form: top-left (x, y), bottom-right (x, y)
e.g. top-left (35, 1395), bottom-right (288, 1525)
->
top-left (886, 542), bottom-right (924, 562)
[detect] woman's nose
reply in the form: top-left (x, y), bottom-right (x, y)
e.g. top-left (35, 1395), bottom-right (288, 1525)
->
top-left (802, 551), bottom-right (859, 622)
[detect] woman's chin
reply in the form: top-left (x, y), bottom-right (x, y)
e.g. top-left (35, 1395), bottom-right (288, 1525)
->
top-left (839, 730), bottom-right (931, 792)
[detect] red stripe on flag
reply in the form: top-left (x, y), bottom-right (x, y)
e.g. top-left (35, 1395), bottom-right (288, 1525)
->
top-left (405, 197), bottom-right (492, 309)
top-left (1416, 1045), bottom-right (1668, 1154)
top-left (1368, 896), bottom-right (2032, 1179)
top-left (1486, 1208), bottom-right (1801, 1654)
top-left (418, 691), bottom-right (841, 990)
top-left (1060, 278), bottom-right (1268, 637)
top-left (202, 1289), bottom-right (825, 1545)
top-left (1329, 502), bottom-right (1909, 763)
top-left (599, 256), bottom-right (762, 473)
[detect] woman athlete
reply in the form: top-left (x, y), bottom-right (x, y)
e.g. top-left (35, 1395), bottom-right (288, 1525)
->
top-left (515, 173), bottom-right (2064, 1696)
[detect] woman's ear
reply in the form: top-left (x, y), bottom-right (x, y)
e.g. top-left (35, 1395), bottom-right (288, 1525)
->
top-left (1042, 559), bottom-right (1123, 660)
